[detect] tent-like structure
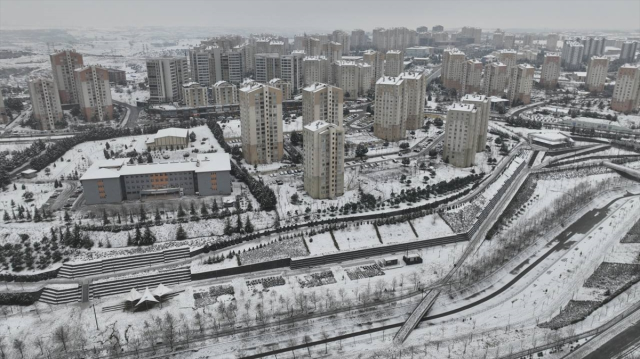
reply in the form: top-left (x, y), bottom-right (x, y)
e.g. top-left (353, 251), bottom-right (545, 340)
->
top-left (135, 287), bottom-right (159, 310)
top-left (153, 284), bottom-right (172, 298)
top-left (126, 288), bottom-right (142, 302)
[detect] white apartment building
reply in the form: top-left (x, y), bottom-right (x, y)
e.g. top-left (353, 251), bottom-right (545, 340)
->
top-left (507, 64), bottom-right (535, 105)
top-left (546, 33), bottom-right (559, 51)
top-left (28, 78), bottom-right (63, 130)
top-left (523, 34), bottom-right (534, 47)
top-left (497, 49), bottom-right (518, 71)
top-left (189, 46), bottom-right (222, 86)
top-left (268, 78), bottom-right (292, 100)
top-left (363, 50), bottom-right (385, 85)
top-left (399, 72), bottom-right (426, 130)
top-left (373, 76), bottom-right (407, 142)
top-left (50, 50), bottom-right (83, 104)
top-left (384, 50), bottom-right (404, 77)
top-left (503, 34), bottom-right (516, 49)
top-left (442, 48), bottom-right (466, 92)
top-left (303, 120), bottom-right (345, 199)
top-left (585, 56), bottom-right (610, 92)
top-left (212, 81), bottom-right (238, 105)
top-left (268, 41), bottom-right (285, 55)
top-left (182, 82), bottom-right (208, 107)
top-left (540, 53), bottom-right (561, 89)
top-left (255, 53), bottom-right (281, 84)
top-left (611, 64), bottom-right (640, 113)
top-left (239, 83), bottom-right (284, 164)
top-left (483, 62), bottom-right (509, 97)
top-left (301, 83), bottom-right (343, 127)
top-left (74, 65), bottom-right (114, 121)
top-left (493, 30), bottom-right (505, 48)
top-left (332, 30), bottom-right (351, 54)
top-left (459, 27), bottom-right (482, 44)
top-left (561, 41), bottom-right (584, 71)
top-left (372, 27), bottom-right (418, 51)
top-left (146, 58), bottom-right (190, 104)
top-left (620, 41), bottom-right (638, 63)
top-left (461, 94), bottom-right (490, 152)
top-left (224, 52), bottom-right (244, 84)
top-left (303, 56), bottom-right (328, 85)
top-left (351, 29), bottom-right (366, 50)
top-left (461, 59), bottom-right (483, 96)
top-left (443, 103), bottom-right (478, 168)
top-left (332, 61), bottom-right (371, 100)
top-left (581, 36), bottom-right (606, 59)
top-left (280, 51), bottom-right (305, 93)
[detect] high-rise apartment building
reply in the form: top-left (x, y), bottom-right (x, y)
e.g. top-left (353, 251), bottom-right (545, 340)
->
top-left (212, 81), bottom-right (238, 105)
top-left (332, 30), bottom-right (351, 54)
top-left (483, 62), bottom-right (509, 96)
top-left (373, 76), bottom-right (407, 142)
top-left (351, 29), bottom-right (366, 50)
top-left (268, 78), bottom-right (292, 100)
top-left (302, 82), bottom-right (343, 127)
top-left (372, 27), bottom-right (418, 51)
top-left (384, 50), bottom-right (404, 77)
top-left (399, 72), bottom-right (426, 130)
top-left (332, 61), bottom-right (369, 100)
top-left (303, 56), bottom-right (328, 85)
top-left (561, 41), bottom-right (584, 71)
top-left (146, 58), bottom-right (190, 104)
top-left (585, 56), bottom-right (610, 92)
top-left (189, 46), bottom-right (222, 86)
top-left (497, 49), bottom-right (518, 71)
top-left (507, 64), bottom-right (534, 105)
top-left (28, 78), bottom-right (63, 130)
top-left (443, 103), bottom-right (478, 168)
top-left (0, 92), bottom-right (7, 124)
top-left (546, 33), bottom-right (559, 51)
top-left (540, 53), bottom-right (561, 89)
top-left (75, 65), bottom-right (114, 121)
top-left (611, 64), bottom-right (640, 113)
top-left (459, 27), bottom-right (482, 44)
top-left (255, 53), bottom-right (281, 84)
top-left (461, 59), bottom-right (483, 96)
top-left (239, 83), bottom-right (284, 164)
top-left (50, 50), bottom-right (83, 104)
top-left (182, 82), bottom-right (208, 107)
top-left (503, 34), bottom-right (516, 49)
top-left (523, 34), bottom-right (534, 47)
top-left (461, 94), bottom-right (490, 152)
top-left (442, 48), bottom-right (466, 92)
top-left (620, 41), bottom-right (638, 63)
top-left (581, 36), bottom-right (606, 60)
top-left (303, 120), bottom-right (345, 199)
top-left (492, 30), bottom-right (505, 48)
top-left (224, 52), bottom-right (244, 84)
top-left (280, 51), bottom-right (305, 93)
top-left (363, 50), bottom-right (385, 85)
top-left (432, 25), bottom-right (444, 32)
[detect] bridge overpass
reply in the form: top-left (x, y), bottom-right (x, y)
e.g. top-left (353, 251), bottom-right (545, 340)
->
top-left (603, 161), bottom-right (640, 181)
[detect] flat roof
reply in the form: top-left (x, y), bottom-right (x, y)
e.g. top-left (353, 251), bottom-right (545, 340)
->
top-left (448, 103), bottom-right (476, 112)
top-left (461, 94), bottom-right (488, 102)
top-left (530, 132), bottom-right (569, 142)
top-left (376, 76), bottom-right (404, 85)
top-left (304, 120), bottom-right (334, 132)
top-left (21, 169), bottom-right (37, 174)
top-left (155, 127), bottom-right (189, 139)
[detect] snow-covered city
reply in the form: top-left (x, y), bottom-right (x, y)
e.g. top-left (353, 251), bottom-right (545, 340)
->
top-left (1, 0), bottom-right (640, 358)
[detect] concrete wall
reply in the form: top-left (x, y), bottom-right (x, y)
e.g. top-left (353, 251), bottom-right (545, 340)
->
top-left (82, 177), bottom-right (124, 205)
top-left (196, 170), bottom-right (232, 196)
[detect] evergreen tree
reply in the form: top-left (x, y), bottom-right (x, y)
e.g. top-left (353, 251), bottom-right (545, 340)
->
top-left (129, 211), bottom-right (134, 223)
top-left (190, 201), bottom-right (196, 216)
top-left (200, 202), bottom-right (209, 216)
top-left (142, 226), bottom-right (156, 245)
top-left (155, 208), bottom-right (161, 223)
top-left (246, 201), bottom-right (253, 212)
top-left (64, 210), bottom-right (71, 222)
top-left (223, 218), bottom-right (233, 235)
top-left (134, 226), bottom-right (142, 246)
top-left (102, 210), bottom-right (110, 225)
top-left (3, 211), bottom-right (10, 222)
top-left (117, 213), bottom-right (121, 224)
top-left (235, 214), bottom-right (243, 233)
top-left (177, 204), bottom-right (186, 218)
top-left (50, 228), bottom-right (58, 243)
top-left (127, 232), bottom-right (133, 246)
top-left (12, 209), bottom-right (16, 220)
top-left (10, 199), bottom-right (15, 207)
top-left (244, 216), bottom-right (254, 233)
top-left (175, 224), bottom-right (187, 240)
top-left (139, 205), bottom-right (147, 222)
top-left (18, 206), bottom-right (25, 220)
top-left (72, 224), bottom-right (82, 248)
top-left (63, 226), bottom-right (72, 246)
top-left (211, 200), bottom-right (219, 213)
top-left (33, 208), bottom-right (42, 222)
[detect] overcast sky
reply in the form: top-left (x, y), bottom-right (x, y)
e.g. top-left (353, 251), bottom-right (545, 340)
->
top-left (1, 0), bottom-right (639, 33)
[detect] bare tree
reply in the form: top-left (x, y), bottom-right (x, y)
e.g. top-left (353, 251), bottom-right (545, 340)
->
top-left (374, 279), bottom-right (386, 299)
top-left (54, 325), bottom-right (69, 352)
top-left (338, 288), bottom-right (348, 308)
top-left (303, 335), bottom-right (313, 356)
top-left (34, 337), bottom-right (46, 356)
top-left (130, 334), bottom-right (143, 358)
top-left (287, 337), bottom-right (297, 359)
top-left (0, 338), bottom-right (6, 359)
top-left (12, 339), bottom-right (25, 359)
top-left (182, 321), bottom-right (193, 348)
top-left (143, 319), bottom-right (157, 354)
top-left (410, 271), bottom-right (420, 290)
top-left (391, 277), bottom-right (398, 292)
top-left (194, 311), bottom-right (205, 335)
top-left (320, 330), bottom-right (330, 354)
top-left (163, 312), bottom-right (177, 350)
top-left (310, 291), bottom-right (320, 310)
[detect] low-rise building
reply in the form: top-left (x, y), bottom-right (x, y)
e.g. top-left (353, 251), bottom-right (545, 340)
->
top-left (182, 82), bottom-right (208, 107)
top-left (80, 154), bottom-right (232, 205)
top-left (212, 81), bottom-right (238, 105)
top-left (146, 127), bottom-right (190, 151)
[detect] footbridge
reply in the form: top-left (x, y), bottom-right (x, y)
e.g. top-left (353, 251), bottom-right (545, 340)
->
top-left (603, 161), bottom-right (640, 181)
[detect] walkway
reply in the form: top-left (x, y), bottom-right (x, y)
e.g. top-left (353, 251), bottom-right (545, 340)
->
top-left (603, 161), bottom-right (640, 181)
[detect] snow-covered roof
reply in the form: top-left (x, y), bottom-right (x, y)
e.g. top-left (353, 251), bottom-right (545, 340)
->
top-left (387, 50), bottom-right (402, 54)
top-left (182, 82), bottom-right (200, 88)
top-left (156, 127), bottom-right (189, 139)
top-left (303, 56), bottom-right (328, 61)
top-left (21, 169), bottom-right (37, 174)
top-left (136, 288), bottom-right (159, 306)
top-left (530, 132), bottom-right (569, 143)
top-left (399, 72), bottom-right (423, 80)
top-left (268, 78), bottom-right (288, 85)
top-left (448, 103), bottom-right (476, 112)
top-left (152, 284), bottom-right (172, 297)
top-left (81, 154), bottom-right (231, 181)
top-left (303, 82), bottom-right (329, 92)
top-left (126, 288), bottom-right (142, 302)
top-left (376, 76), bottom-right (404, 85)
top-left (461, 94), bottom-right (488, 102)
top-left (212, 80), bottom-right (233, 87)
top-left (240, 82), bottom-right (265, 93)
top-left (304, 120), bottom-right (337, 132)
top-left (564, 117), bottom-right (625, 127)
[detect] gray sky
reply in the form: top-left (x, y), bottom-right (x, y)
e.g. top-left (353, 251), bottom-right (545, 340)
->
top-left (1, 0), bottom-right (639, 32)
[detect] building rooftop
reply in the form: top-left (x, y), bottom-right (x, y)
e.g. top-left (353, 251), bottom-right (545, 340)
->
top-left (530, 132), bottom-right (570, 143)
top-left (212, 80), bottom-right (233, 87)
top-left (304, 120), bottom-right (335, 132)
top-left (240, 82), bottom-right (266, 93)
top-left (387, 50), bottom-right (403, 54)
top-left (303, 82), bottom-right (330, 92)
top-left (268, 78), bottom-right (288, 85)
top-left (80, 154), bottom-right (231, 181)
top-left (461, 94), bottom-right (488, 102)
top-left (376, 76), bottom-right (404, 85)
top-left (155, 127), bottom-right (190, 139)
top-left (182, 82), bottom-right (200, 88)
top-left (399, 72), bottom-right (423, 80)
top-left (448, 103), bottom-right (477, 112)
top-left (303, 56), bottom-right (328, 61)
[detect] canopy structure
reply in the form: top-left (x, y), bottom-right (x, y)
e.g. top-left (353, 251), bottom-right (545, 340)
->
top-left (153, 284), bottom-right (172, 298)
top-left (136, 287), bottom-right (159, 307)
top-left (126, 288), bottom-right (142, 302)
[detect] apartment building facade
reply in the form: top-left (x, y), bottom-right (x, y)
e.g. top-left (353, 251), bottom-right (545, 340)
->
top-left (461, 94), bottom-right (490, 152)
top-left (384, 50), bottom-right (404, 77)
top-left (611, 64), bottom-right (640, 113)
top-left (399, 72), bottom-right (426, 130)
top-left (239, 83), bottom-right (284, 164)
top-left (146, 58), bottom-right (190, 104)
top-left (540, 53), bottom-right (561, 89)
top-left (28, 78), bottom-right (63, 130)
top-left (373, 76), bottom-right (407, 142)
top-left (585, 56), bottom-right (610, 92)
top-left (442, 48), bottom-right (466, 92)
top-left (182, 82), bottom-right (208, 107)
top-left (212, 81), bottom-right (238, 105)
top-left (303, 120), bottom-right (345, 199)
top-left (50, 50), bottom-right (84, 104)
top-left (507, 64), bottom-right (535, 105)
top-left (443, 103), bottom-right (478, 168)
top-left (302, 82), bottom-right (343, 127)
top-left (483, 62), bottom-right (509, 97)
top-left (75, 65), bottom-right (114, 121)
top-left (461, 59), bottom-right (483, 96)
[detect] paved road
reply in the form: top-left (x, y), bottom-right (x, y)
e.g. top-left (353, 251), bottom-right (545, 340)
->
top-left (113, 100), bottom-right (141, 129)
top-left (583, 321), bottom-right (640, 359)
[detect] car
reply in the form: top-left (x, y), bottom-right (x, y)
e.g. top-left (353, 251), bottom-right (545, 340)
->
top-left (413, 149), bottom-right (420, 152)
top-left (276, 180), bottom-right (284, 185)
top-left (392, 159), bottom-right (398, 163)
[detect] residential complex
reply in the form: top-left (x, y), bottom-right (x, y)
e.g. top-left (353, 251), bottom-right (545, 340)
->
top-left (611, 64), bottom-right (640, 113)
top-left (74, 65), bottom-right (114, 121)
top-left (189, 46), bottom-right (222, 86)
top-left (620, 41), bottom-right (638, 63)
top-left (239, 83), bottom-right (284, 164)
top-left (461, 59), bottom-right (483, 96)
top-left (384, 50), bottom-right (404, 77)
top-left (461, 94), bottom-right (490, 152)
top-left (332, 61), bottom-right (371, 99)
top-left (212, 81), bottom-right (238, 105)
top-left (507, 64), bottom-right (535, 105)
top-left (50, 50), bottom-right (84, 104)
top-left (280, 52), bottom-right (305, 93)
top-left (182, 82), bottom-right (209, 107)
top-left (399, 72), bottom-right (426, 130)
top-left (443, 103), bottom-right (478, 168)
top-left (373, 76), bottom-right (407, 142)
top-left (80, 154), bottom-right (232, 205)
top-left (442, 48), bottom-right (466, 92)
top-left (540, 53), bottom-right (561, 89)
top-left (581, 36), bottom-right (606, 59)
top-left (28, 78), bottom-right (63, 130)
top-left (372, 27), bottom-right (418, 51)
top-left (268, 78), bottom-right (292, 100)
top-left (303, 56), bottom-right (328, 85)
top-left (301, 82), bottom-right (343, 127)
top-left (146, 58), bottom-right (190, 104)
top-left (483, 62), bottom-right (509, 97)
top-left (585, 56), bottom-right (610, 92)
top-left (303, 120), bottom-right (345, 199)
top-left (363, 50), bottom-right (385, 85)
top-left (497, 49), bottom-right (517, 72)
top-left (561, 41), bottom-right (585, 71)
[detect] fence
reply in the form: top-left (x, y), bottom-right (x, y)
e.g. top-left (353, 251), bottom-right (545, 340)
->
top-left (191, 258), bottom-right (291, 281)
top-left (89, 266), bottom-right (191, 299)
top-left (39, 285), bottom-right (81, 304)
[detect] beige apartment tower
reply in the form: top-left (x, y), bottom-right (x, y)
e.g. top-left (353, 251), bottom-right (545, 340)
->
top-left (182, 82), bottom-right (208, 107)
top-left (384, 50), bottom-right (404, 77)
top-left (540, 53), bottom-right (561, 89)
top-left (239, 83), bottom-right (284, 164)
top-left (483, 62), bottom-right (509, 97)
top-left (442, 48), bottom-right (466, 92)
top-left (146, 58), bottom-right (190, 103)
top-left (611, 64), bottom-right (640, 113)
top-left (28, 78), bottom-right (63, 130)
top-left (461, 94), bottom-right (490, 152)
top-left (363, 50), bottom-right (385, 85)
top-left (50, 50), bottom-right (84, 105)
top-left (303, 120), bottom-right (345, 199)
top-left (373, 76), bottom-right (407, 142)
top-left (443, 103), bottom-right (478, 168)
top-left (507, 64), bottom-right (534, 105)
top-left (303, 56), bottom-right (328, 85)
top-left (212, 81), bottom-right (238, 105)
top-left (585, 56), bottom-right (610, 92)
top-left (74, 66), bottom-right (113, 121)
top-left (461, 59), bottom-right (483, 96)
top-left (302, 83), bottom-right (343, 127)
top-left (399, 72), bottom-right (426, 130)
top-left (546, 33), bottom-right (559, 51)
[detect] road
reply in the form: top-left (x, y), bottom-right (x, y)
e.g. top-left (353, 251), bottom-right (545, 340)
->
top-left (583, 322), bottom-right (640, 359)
top-left (113, 100), bottom-right (141, 129)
